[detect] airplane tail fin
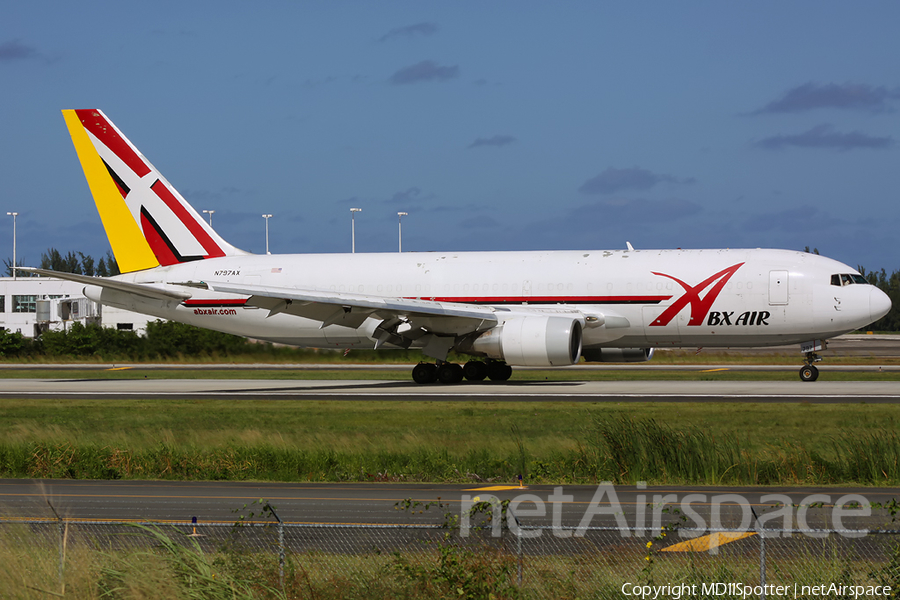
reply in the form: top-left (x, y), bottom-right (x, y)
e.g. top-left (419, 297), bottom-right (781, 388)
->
top-left (62, 109), bottom-right (248, 274)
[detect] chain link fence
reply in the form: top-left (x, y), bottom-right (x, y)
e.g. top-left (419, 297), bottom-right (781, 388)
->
top-left (2, 516), bottom-right (900, 598)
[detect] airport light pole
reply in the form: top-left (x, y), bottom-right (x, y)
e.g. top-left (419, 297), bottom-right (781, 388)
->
top-left (6, 212), bottom-right (17, 280)
top-left (350, 208), bottom-right (362, 253)
top-left (262, 214), bottom-right (273, 254)
top-left (397, 212), bottom-right (408, 252)
top-left (202, 209), bottom-right (215, 226)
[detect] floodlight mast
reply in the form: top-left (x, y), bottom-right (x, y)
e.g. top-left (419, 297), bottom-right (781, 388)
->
top-left (397, 212), bottom-right (408, 252)
top-left (350, 208), bottom-right (362, 253)
top-left (6, 212), bottom-right (17, 280)
top-left (262, 214), bottom-right (273, 254)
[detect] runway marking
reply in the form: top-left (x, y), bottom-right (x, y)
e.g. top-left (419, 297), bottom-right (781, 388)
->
top-left (464, 486), bottom-right (528, 491)
top-left (0, 516), bottom-right (437, 526)
top-left (661, 531), bottom-right (756, 552)
top-left (0, 491), bottom-right (838, 508)
top-left (3, 392), bottom-right (900, 400)
top-left (106, 367), bottom-right (133, 371)
top-left (700, 368), bottom-right (730, 372)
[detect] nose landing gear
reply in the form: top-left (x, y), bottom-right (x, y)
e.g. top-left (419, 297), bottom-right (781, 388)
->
top-left (799, 340), bottom-right (826, 382)
top-left (799, 361), bottom-right (819, 382)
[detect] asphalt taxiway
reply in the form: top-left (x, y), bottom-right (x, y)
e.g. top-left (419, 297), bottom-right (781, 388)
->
top-left (3, 479), bottom-right (898, 531)
top-left (0, 377), bottom-right (898, 402)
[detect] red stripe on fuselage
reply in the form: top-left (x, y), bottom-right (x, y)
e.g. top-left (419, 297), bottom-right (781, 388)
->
top-left (414, 295), bottom-right (671, 305)
top-left (75, 109), bottom-right (151, 178)
top-left (183, 299), bottom-right (248, 307)
top-left (150, 180), bottom-right (225, 259)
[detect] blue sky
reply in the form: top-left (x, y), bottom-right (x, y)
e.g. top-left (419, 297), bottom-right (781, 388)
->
top-left (2, 2), bottom-right (899, 272)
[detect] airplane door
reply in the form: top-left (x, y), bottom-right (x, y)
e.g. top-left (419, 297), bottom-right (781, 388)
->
top-left (769, 271), bottom-right (789, 305)
top-left (643, 305), bottom-right (681, 343)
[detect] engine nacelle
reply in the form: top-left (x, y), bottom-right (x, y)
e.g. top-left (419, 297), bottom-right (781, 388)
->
top-left (464, 316), bottom-right (583, 366)
top-left (581, 347), bottom-right (655, 363)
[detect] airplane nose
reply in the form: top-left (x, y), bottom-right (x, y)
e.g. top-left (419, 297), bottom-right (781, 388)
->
top-left (870, 286), bottom-right (892, 323)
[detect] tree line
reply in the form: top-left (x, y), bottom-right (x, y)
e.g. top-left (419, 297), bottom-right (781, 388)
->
top-left (3, 248), bottom-right (119, 277)
top-left (858, 266), bottom-right (900, 331)
top-left (0, 320), bottom-right (262, 359)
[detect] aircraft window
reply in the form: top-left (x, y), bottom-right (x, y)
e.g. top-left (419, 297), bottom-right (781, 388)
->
top-left (832, 273), bottom-right (869, 286)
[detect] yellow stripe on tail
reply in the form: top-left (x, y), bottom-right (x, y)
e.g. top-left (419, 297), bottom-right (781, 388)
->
top-left (62, 109), bottom-right (159, 273)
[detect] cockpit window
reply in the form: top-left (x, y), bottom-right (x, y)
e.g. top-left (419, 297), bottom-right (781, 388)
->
top-left (831, 273), bottom-right (870, 286)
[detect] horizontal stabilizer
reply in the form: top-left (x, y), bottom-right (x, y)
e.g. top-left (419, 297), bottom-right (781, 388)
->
top-left (17, 267), bottom-right (192, 301)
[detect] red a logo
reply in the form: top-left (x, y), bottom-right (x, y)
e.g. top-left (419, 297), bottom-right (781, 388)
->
top-left (650, 263), bottom-right (745, 326)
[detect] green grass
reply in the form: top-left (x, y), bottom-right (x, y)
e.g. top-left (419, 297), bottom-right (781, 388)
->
top-left (1, 522), bottom-right (897, 599)
top-left (1, 398), bottom-right (900, 485)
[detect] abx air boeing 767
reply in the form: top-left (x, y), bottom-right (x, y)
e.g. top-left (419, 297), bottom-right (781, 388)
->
top-left (22, 110), bottom-right (892, 383)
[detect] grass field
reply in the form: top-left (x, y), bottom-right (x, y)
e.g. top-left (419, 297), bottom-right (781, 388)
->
top-left (2, 349), bottom-right (899, 485)
top-left (1, 393), bottom-right (899, 485)
top-left (0, 340), bottom-right (897, 367)
top-left (2, 521), bottom-right (897, 599)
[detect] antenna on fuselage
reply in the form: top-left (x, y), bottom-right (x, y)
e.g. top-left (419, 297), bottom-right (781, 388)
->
top-left (626, 241), bottom-right (634, 251)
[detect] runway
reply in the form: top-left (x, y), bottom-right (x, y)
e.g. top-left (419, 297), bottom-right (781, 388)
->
top-left (3, 479), bottom-right (898, 531)
top-left (0, 377), bottom-right (898, 402)
top-left (1, 335), bottom-right (896, 529)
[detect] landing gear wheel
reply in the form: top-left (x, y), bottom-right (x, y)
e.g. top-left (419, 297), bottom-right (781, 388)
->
top-left (412, 363), bottom-right (438, 384)
top-left (487, 362), bottom-right (513, 381)
top-left (463, 360), bottom-right (488, 381)
top-left (438, 363), bottom-right (464, 384)
top-left (799, 365), bottom-right (819, 382)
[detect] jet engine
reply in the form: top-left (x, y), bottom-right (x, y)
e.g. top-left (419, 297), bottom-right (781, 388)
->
top-left (462, 316), bottom-right (583, 366)
top-left (581, 347), bottom-right (655, 363)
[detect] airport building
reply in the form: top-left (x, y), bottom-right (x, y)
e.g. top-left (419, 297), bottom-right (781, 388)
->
top-left (0, 276), bottom-right (156, 337)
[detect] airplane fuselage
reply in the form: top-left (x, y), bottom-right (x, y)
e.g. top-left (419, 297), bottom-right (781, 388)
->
top-left (86, 247), bottom-right (886, 354)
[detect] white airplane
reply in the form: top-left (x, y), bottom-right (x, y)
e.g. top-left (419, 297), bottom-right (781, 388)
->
top-left (25, 109), bottom-right (891, 383)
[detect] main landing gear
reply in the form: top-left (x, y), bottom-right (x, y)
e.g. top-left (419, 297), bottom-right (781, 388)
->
top-left (799, 351), bottom-right (822, 382)
top-left (411, 360), bottom-right (512, 384)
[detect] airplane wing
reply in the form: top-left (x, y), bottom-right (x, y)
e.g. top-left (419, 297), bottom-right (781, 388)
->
top-left (206, 281), bottom-right (498, 343)
top-left (16, 267), bottom-right (192, 301)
